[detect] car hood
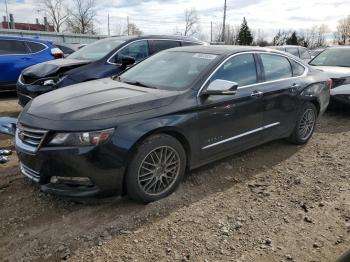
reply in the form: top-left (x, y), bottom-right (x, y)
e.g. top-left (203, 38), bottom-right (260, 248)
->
top-left (22, 78), bottom-right (179, 124)
top-left (22, 58), bottom-right (91, 78)
top-left (313, 66), bottom-right (350, 78)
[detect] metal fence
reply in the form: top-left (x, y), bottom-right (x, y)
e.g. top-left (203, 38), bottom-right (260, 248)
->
top-left (0, 29), bottom-right (107, 44)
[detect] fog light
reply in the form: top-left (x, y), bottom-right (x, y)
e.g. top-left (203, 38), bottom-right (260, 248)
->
top-left (50, 176), bottom-right (93, 186)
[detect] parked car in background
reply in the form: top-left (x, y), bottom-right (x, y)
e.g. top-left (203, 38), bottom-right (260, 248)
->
top-left (16, 35), bottom-right (205, 106)
top-left (0, 36), bottom-right (63, 91)
top-left (310, 48), bottom-right (325, 59)
top-left (269, 45), bottom-right (312, 62)
top-left (14, 46), bottom-right (330, 202)
top-left (55, 43), bottom-right (86, 57)
top-left (309, 46), bottom-right (350, 105)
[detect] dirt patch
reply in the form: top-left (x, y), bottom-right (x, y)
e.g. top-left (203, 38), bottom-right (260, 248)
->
top-left (0, 102), bottom-right (349, 262)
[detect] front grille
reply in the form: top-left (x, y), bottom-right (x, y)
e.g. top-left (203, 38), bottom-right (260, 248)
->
top-left (20, 163), bottom-right (40, 182)
top-left (17, 124), bottom-right (48, 152)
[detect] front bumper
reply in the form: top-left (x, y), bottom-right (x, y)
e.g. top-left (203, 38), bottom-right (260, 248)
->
top-left (331, 94), bottom-right (350, 105)
top-left (16, 81), bottom-right (56, 107)
top-left (16, 143), bottom-right (126, 198)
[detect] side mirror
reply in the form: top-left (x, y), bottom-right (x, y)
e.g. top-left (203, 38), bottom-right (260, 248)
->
top-left (203, 79), bottom-right (238, 95)
top-left (118, 55), bottom-right (136, 70)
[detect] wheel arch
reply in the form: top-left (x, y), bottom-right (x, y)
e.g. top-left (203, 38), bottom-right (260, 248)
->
top-left (122, 127), bottom-right (192, 194)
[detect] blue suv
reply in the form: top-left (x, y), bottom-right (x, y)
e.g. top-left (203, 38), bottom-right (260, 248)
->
top-left (0, 36), bottom-right (63, 91)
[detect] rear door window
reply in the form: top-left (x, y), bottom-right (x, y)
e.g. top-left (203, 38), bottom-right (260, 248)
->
top-left (260, 54), bottom-right (293, 81)
top-left (290, 60), bottom-right (305, 76)
top-left (181, 41), bottom-right (201, 46)
top-left (26, 41), bottom-right (47, 53)
top-left (210, 53), bottom-right (257, 86)
top-left (299, 48), bottom-right (311, 60)
top-left (0, 39), bottom-right (28, 55)
top-left (116, 40), bottom-right (149, 63)
top-left (285, 47), bottom-right (300, 58)
top-left (150, 40), bottom-right (181, 53)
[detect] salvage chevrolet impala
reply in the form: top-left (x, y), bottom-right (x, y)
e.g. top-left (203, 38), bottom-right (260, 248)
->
top-left (15, 46), bottom-right (330, 202)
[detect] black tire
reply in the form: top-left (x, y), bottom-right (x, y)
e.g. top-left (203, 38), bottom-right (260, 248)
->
top-left (288, 102), bottom-right (318, 145)
top-left (126, 134), bottom-right (186, 203)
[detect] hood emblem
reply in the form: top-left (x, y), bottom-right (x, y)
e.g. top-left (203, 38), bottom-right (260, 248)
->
top-left (18, 130), bottom-right (25, 141)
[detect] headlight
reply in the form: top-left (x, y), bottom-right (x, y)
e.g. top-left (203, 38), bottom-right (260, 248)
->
top-left (48, 128), bottom-right (115, 146)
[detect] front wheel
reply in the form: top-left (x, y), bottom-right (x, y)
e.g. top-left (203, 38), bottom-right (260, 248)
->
top-left (288, 102), bottom-right (318, 145)
top-left (126, 134), bottom-right (186, 203)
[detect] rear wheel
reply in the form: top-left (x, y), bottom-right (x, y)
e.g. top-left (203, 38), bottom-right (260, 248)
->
top-left (288, 102), bottom-right (317, 145)
top-left (126, 134), bottom-right (186, 203)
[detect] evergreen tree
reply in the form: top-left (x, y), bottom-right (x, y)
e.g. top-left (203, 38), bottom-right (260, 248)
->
top-left (238, 17), bottom-right (253, 45)
top-left (286, 31), bottom-right (298, 45)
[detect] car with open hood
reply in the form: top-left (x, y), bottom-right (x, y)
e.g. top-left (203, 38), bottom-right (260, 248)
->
top-left (309, 46), bottom-right (350, 105)
top-left (16, 35), bottom-right (205, 106)
top-left (14, 46), bottom-right (330, 203)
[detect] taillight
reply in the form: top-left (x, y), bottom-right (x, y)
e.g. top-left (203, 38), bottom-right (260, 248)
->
top-left (51, 47), bottom-right (64, 59)
top-left (328, 79), bottom-right (333, 89)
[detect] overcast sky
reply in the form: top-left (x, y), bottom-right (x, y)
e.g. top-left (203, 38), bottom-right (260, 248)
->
top-left (1, 0), bottom-right (349, 40)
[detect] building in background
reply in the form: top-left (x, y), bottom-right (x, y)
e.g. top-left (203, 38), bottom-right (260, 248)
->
top-left (0, 14), bottom-right (54, 32)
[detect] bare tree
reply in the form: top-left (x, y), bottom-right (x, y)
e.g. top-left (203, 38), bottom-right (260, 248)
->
top-left (335, 16), bottom-right (350, 45)
top-left (272, 30), bottom-right (291, 45)
top-left (39, 0), bottom-right (67, 32)
top-left (300, 24), bottom-right (329, 48)
top-left (124, 23), bottom-right (143, 36)
top-left (184, 8), bottom-right (199, 36)
top-left (66, 0), bottom-right (96, 34)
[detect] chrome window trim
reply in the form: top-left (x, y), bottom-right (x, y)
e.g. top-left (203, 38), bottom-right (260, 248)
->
top-left (0, 39), bottom-right (48, 56)
top-left (107, 38), bottom-right (203, 65)
top-left (197, 51), bottom-right (308, 97)
top-left (202, 122), bottom-right (280, 150)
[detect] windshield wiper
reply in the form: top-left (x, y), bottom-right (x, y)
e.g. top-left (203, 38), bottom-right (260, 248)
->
top-left (124, 80), bottom-right (157, 89)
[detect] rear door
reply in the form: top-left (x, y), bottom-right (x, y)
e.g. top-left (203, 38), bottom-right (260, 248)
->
top-left (197, 53), bottom-right (264, 160)
top-left (0, 39), bottom-right (31, 85)
top-left (257, 53), bottom-right (305, 140)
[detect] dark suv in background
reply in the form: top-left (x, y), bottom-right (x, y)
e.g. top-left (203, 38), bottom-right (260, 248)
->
top-left (16, 35), bottom-right (205, 106)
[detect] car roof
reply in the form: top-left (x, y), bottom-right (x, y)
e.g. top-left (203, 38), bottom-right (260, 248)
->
top-left (0, 35), bottom-right (51, 44)
top-left (167, 45), bottom-right (287, 56)
top-left (109, 34), bottom-right (205, 43)
top-left (268, 45), bottom-right (307, 49)
top-left (327, 46), bottom-right (350, 49)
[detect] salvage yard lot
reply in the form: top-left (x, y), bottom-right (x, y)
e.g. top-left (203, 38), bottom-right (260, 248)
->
top-left (0, 94), bottom-right (349, 262)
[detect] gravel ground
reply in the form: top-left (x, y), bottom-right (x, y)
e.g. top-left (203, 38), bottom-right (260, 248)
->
top-left (0, 94), bottom-right (349, 262)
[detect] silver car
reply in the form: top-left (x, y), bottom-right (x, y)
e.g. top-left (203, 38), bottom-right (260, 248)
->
top-left (309, 46), bottom-right (350, 105)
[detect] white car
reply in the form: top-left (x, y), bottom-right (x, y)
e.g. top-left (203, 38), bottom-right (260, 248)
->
top-left (309, 47), bottom-right (350, 105)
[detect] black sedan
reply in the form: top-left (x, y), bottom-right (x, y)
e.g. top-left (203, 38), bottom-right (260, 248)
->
top-left (15, 46), bottom-right (330, 203)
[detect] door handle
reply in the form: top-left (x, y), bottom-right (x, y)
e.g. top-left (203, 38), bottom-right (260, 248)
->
top-left (251, 90), bottom-right (263, 98)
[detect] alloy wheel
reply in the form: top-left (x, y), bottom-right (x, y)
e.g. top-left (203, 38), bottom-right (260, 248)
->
top-left (137, 146), bottom-right (181, 196)
top-left (298, 108), bottom-right (316, 140)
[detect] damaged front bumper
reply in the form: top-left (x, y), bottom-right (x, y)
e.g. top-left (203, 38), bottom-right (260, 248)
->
top-left (0, 117), bottom-right (17, 136)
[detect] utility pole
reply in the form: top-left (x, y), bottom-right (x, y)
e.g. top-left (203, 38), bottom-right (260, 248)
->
top-left (210, 21), bottom-right (213, 43)
top-left (4, 0), bottom-right (10, 29)
top-left (221, 0), bottom-right (227, 43)
top-left (127, 16), bottom-right (130, 35)
top-left (108, 13), bottom-right (110, 36)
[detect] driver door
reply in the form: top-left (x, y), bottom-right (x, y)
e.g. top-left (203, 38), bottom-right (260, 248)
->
top-left (197, 53), bottom-right (264, 160)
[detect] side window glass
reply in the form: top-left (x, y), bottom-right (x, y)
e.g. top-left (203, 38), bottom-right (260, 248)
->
top-left (210, 54), bottom-right (257, 86)
top-left (151, 40), bottom-right (180, 53)
top-left (260, 54), bottom-right (292, 81)
top-left (290, 60), bottom-right (305, 76)
top-left (299, 48), bottom-right (311, 59)
top-left (116, 40), bottom-right (149, 63)
top-left (181, 42), bottom-right (201, 46)
top-left (285, 47), bottom-right (299, 57)
top-left (26, 42), bottom-right (46, 53)
top-left (0, 40), bottom-right (28, 55)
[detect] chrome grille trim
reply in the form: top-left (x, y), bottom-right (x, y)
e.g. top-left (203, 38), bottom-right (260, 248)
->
top-left (16, 124), bottom-right (48, 153)
top-left (20, 163), bottom-right (40, 182)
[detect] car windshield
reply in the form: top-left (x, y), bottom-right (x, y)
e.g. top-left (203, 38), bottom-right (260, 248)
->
top-left (309, 48), bottom-right (350, 67)
top-left (118, 51), bottom-right (218, 90)
top-left (69, 38), bottom-right (125, 61)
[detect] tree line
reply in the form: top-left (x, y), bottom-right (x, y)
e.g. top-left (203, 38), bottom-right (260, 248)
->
top-left (40, 0), bottom-right (350, 47)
